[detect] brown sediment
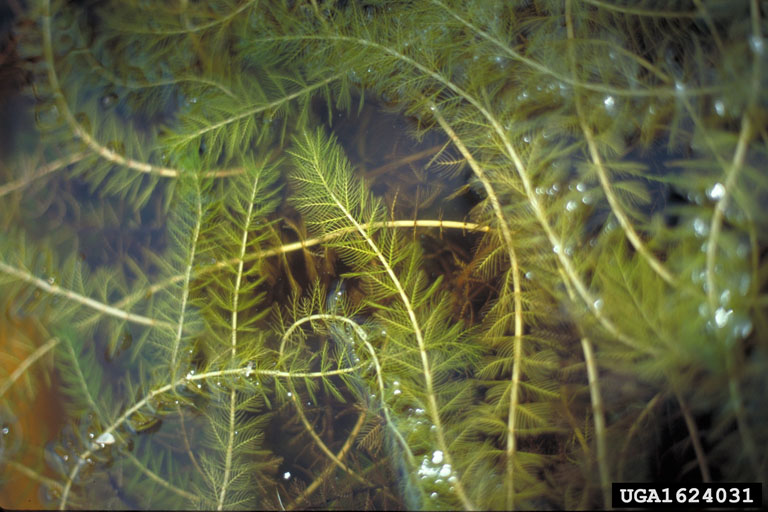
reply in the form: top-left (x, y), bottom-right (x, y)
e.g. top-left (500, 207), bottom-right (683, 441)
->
top-left (0, 313), bottom-right (66, 509)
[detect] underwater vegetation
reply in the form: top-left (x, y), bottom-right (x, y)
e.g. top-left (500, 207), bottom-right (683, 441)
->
top-left (0, 0), bottom-right (767, 509)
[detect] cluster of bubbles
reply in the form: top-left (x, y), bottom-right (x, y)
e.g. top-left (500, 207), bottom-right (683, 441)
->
top-left (415, 449), bottom-right (458, 501)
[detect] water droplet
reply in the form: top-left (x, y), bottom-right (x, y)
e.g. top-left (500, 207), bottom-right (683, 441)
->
top-left (707, 183), bottom-right (725, 200)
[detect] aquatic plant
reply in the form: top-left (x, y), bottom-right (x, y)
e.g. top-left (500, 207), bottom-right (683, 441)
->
top-left (0, 0), bottom-right (766, 509)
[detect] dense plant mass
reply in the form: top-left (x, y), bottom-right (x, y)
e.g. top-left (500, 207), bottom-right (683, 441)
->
top-left (0, 0), bottom-right (766, 509)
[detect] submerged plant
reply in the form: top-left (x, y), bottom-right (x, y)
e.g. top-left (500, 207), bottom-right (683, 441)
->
top-left (0, 0), bottom-right (766, 509)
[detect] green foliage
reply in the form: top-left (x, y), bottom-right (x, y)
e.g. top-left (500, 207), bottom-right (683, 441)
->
top-left (0, 0), bottom-right (767, 510)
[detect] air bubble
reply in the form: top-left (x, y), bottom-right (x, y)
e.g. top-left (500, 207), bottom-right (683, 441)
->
top-left (749, 35), bottom-right (764, 55)
top-left (693, 218), bottom-right (708, 237)
top-left (432, 450), bottom-right (444, 464)
top-left (439, 464), bottom-right (452, 477)
top-left (714, 100), bottom-right (725, 117)
top-left (283, 471), bottom-right (291, 480)
top-left (576, 182), bottom-right (586, 192)
top-left (1, 427), bottom-right (8, 435)
top-left (566, 200), bottom-right (577, 212)
top-left (739, 273), bottom-right (751, 296)
top-left (714, 307), bottom-right (732, 328)
top-left (737, 319), bottom-right (753, 338)
top-left (603, 95), bottom-right (615, 111)
top-left (100, 93), bottom-right (118, 108)
top-left (286, 392), bottom-right (292, 398)
top-left (707, 183), bottom-right (725, 200)
top-left (593, 298), bottom-right (604, 311)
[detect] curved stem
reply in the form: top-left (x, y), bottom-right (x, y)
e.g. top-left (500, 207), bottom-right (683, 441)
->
top-left (431, 106), bottom-right (524, 510)
top-left (0, 152), bottom-right (86, 198)
top-left (565, 0), bottom-right (676, 287)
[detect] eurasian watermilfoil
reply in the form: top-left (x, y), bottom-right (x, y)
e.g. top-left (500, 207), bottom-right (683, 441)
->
top-left (0, 0), bottom-right (766, 509)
